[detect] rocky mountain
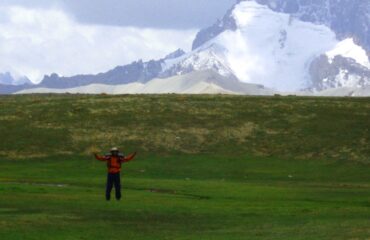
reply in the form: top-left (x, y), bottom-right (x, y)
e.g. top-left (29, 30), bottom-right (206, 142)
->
top-left (0, 73), bottom-right (15, 86)
top-left (0, 72), bottom-right (31, 86)
top-left (192, 8), bottom-right (237, 50)
top-left (38, 49), bottom-right (186, 89)
top-left (0, 73), bottom-right (32, 94)
top-left (309, 55), bottom-right (370, 91)
top-left (0, 49), bottom-right (186, 94)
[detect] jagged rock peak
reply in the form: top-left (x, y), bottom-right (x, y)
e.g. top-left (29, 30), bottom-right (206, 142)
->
top-left (164, 49), bottom-right (186, 60)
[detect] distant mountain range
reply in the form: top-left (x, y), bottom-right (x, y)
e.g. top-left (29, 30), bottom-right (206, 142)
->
top-left (16, 70), bottom-right (275, 95)
top-left (1, 0), bottom-right (369, 96)
top-left (0, 72), bottom-right (31, 86)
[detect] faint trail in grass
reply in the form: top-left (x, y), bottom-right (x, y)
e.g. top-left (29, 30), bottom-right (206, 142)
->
top-left (0, 181), bottom-right (69, 188)
top-left (129, 187), bottom-right (211, 200)
top-left (0, 181), bottom-right (210, 200)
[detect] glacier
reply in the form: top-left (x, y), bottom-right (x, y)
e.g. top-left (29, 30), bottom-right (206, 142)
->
top-left (164, 0), bottom-right (369, 92)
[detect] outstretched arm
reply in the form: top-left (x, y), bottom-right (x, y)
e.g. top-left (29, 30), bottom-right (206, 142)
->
top-left (123, 152), bottom-right (137, 163)
top-left (94, 153), bottom-right (108, 162)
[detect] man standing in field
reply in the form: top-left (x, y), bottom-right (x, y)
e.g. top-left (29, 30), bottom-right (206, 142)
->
top-left (94, 148), bottom-right (137, 201)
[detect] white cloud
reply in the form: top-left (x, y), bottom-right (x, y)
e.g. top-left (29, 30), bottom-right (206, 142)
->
top-left (0, 6), bottom-right (197, 83)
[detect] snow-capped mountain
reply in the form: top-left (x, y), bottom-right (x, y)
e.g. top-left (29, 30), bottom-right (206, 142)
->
top-left (160, 44), bottom-right (235, 78)
top-left (255, 0), bottom-right (370, 53)
top-left (2, 0), bottom-right (370, 95)
top-left (309, 38), bottom-right (370, 91)
top-left (183, 0), bottom-right (370, 92)
top-left (193, 0), bottom-right (370, 53)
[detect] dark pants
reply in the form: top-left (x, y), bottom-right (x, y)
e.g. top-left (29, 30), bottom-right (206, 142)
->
top-left (106, 173), bottom-right (121, 200)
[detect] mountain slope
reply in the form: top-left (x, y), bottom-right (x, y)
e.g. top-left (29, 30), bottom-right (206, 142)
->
top-left (315, 85), bottom-right (370, 97)
top-left (0, 84), bottom-right (32, 95)
top-left (37, 49), bottom-right (186, 89)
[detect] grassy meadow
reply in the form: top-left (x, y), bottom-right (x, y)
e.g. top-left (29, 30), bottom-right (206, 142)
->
top-left (0, 94), bottom-right (369, 239)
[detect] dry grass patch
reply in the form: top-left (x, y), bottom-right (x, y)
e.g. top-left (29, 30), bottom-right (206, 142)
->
top-left (0, 151), bottom-right (48, 159)
top-left (0, 115), bottom-right (20, 121)
top-left (220, 122), bottom-right (258, 143)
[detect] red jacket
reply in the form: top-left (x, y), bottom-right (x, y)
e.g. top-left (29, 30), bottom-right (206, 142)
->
top-left (95, 153), bottom-right (136, 174)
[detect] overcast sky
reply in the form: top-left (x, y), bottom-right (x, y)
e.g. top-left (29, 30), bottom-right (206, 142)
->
top-left (0, 0), bottom-right (236, 29)
top-left (0, 0), bottom-right (236, 83)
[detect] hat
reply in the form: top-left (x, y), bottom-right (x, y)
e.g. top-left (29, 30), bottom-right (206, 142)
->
top-left (110, 147), bottom-right (119, 152)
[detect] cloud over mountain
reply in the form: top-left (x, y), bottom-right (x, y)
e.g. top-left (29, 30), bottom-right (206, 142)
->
top-left (0, 6), bottom-right (196, 83)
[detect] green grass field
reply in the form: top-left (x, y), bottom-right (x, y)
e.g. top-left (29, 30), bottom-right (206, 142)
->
top-left (0, 94), bottom-right (369, 239)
